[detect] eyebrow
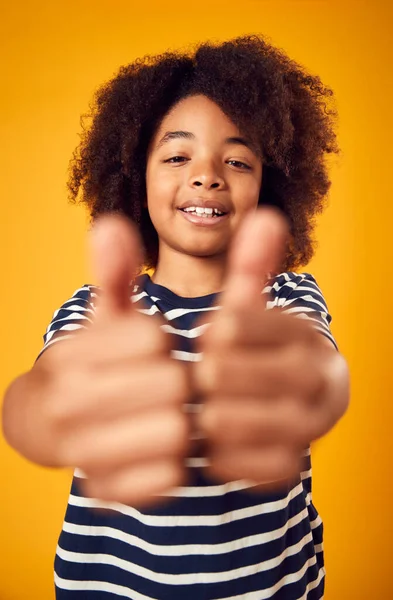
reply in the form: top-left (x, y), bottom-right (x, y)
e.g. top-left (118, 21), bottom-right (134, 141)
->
top-left (156, 130), bottom-right (259, 155)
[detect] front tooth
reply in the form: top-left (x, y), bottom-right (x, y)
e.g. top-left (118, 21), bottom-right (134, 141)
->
top-left (204, 208), bottom-right (213, 215)
top-left (195, 207), bottom-right (204, 214)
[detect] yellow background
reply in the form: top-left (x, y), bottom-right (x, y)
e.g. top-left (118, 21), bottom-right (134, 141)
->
top-left (1, 0), bottom-right (392, 598)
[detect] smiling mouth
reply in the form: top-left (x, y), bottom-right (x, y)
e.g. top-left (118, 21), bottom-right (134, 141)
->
top-left (178, 207), bottom-right (227, 218)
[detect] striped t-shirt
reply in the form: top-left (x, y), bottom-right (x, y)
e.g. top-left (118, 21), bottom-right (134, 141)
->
top-left (37, 271), bottom-right (338, 600)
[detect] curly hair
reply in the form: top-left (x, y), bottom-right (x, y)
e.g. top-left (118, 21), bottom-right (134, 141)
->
top-left (67, 34), bottom-right (340, 271)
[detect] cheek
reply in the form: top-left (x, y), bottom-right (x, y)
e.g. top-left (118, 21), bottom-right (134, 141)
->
top-left (235, 179), bottom-right (261, 210)
top-left (146, 172), bottom-right (177, 215)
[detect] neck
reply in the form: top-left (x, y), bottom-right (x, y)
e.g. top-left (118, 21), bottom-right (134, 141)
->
top-left (151, 246), bottom-right (228, 298)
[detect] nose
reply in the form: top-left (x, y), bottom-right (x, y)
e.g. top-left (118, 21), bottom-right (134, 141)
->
top-left (188, 160), bottom-right (226, 191)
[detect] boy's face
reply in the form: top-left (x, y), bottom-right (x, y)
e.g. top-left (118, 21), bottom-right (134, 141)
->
top-left (145, 94), bottom-right (263, 260)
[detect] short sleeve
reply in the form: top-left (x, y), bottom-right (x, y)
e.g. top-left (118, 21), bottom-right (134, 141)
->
top-left (265, 272), bottom-right (339, 351)
top-left (35, 284), bottom-right (98, 363)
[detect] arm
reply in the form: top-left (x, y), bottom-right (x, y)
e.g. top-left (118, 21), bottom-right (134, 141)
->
top-left (2, 285), bottom-right (95, 465)
top-left (2, 358), bottom-right (56, 466)
top-left (277, 271), bottom-right (350, 428)
top-left (310, 332), bottom-right (350, 430)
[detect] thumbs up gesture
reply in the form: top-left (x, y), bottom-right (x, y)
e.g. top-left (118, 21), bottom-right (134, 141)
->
top-left (40, 215), bottom-right (191, 507)
top-left (193, 207), bottom-right (348, 490)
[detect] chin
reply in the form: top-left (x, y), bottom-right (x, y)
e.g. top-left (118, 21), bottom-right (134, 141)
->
top-left (180, 244), bottom-right (228, 259)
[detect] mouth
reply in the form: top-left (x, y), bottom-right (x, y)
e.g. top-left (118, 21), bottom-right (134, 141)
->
top-left (177, 206), bottom-right (229, 227)
top-left (178, 206), bottom-right (227, 219)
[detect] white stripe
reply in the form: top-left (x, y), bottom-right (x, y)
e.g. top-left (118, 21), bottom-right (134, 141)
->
top-left (55, 529), bottom-right (315, 586)
top-left (74, 468), bottom-right (87, 478)
top-left (283, 305), bottom-right (326, 317)
top-left (46, 322), bottom-right (87, 342)
top-left (55, 564), bottom-right (325, 600)
top-left (310, 514), bottom-right (323, 530)
top-left (219, 562), bottom-right (324, 600)
top-left (284, 296), bottom-right (328, 315)
top-left (59, 304), bottom-right (94, 314)
top-left (160, 323), bottom-right (209, 338)
top-left (264, 274), bottom-right (298, 294)
top-left (135, 305), bottom-right (161, 316)
top-left (185, 457), bottom-right (209, 467)
top-left (265, 300), bottom-right (277, 310)
top-left (131, 291), bottom-right (150, 303)
top-left (289, 283), bottom-right (323, 295)
top-left (302, 566), bottom-right (325, 598)
top-left (61, 506), bottom-right (310, 557)
top-left (67, 482), bottom-right (304, 526)
top-left (171, 350), bottom-right (203, 361)
top-left (161, 305), bottom-right (221, 320)
top-left (49, 311), bottom-right (90, 324)
top-left (42, 334), bottom-right (76, 351)
top-left (50, 305), bottom-right (89, 320)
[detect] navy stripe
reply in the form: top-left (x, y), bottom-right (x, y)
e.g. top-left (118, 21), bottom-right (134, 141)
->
top-left (63, 493), bottom-right (311, 548)
top-left (55, 541), bottom-right (320, 598)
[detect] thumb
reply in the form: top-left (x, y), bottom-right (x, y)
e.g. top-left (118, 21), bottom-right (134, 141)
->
top-left (88, 213), bottom-right (144, 320)
top-left (221, 206), bottom-right (289, 309)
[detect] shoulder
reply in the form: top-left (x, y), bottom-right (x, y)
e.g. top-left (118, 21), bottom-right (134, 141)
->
top-left (264, 271), bottom-right (322, 304)
top-left (69, 279), bottom-right (148, 312)
top-left (66, 283), bottom-right (99, 304)
top-left (264, 271), bottom-right (338, 349)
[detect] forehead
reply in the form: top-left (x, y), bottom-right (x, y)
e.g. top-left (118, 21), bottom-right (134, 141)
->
top-left (156, 94), bottom-right (240, 135)
top-left (151, 94), bottom-right (260, 155)
top-left (161, 95), bottom-right (236, 124)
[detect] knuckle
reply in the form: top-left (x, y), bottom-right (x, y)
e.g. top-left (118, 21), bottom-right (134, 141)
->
top-left (196, 354), bottom-right (223, 394)
top-left (44, 374), bottom-right (80, 428)
top-left (284, 399), bottom-right (309, 443)
top-left (141, 315), bottom-right (171, 354)
top-left (54, 331), bottom-right (88, 361)
top-left (165, 362), bottom-right (190, 406)
top-left (308, 413), bottom-right (329, 441)
top-left (269, 450), bottom-right (289, 482)
top-left (164, 460), bottom-right (185, 489)
top-left (54, 433), bottom-right (78, 467)
top-left (166, 411), bottom-right (189, 456)
top-left (81, 476), bottom-right (108, 502)
top-left (210, 403), bottom-right (230, 438)
top-left (276, 449), bottom-right (300, 480)
top-left (43, 389), bottom-right (69, 430)
top-left (215, 310), bottom-right (242, 346)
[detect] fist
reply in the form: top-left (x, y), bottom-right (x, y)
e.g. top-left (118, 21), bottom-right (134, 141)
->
top-left (39, 215), bottom-right (191, 507)
top-left (192, 208), bottom-right (338, 491)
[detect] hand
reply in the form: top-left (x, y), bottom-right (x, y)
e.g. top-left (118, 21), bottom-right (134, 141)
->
top-left (39, 214), bottom-right (191, 507)
top-left (193, 207), bottom-right (344, 491)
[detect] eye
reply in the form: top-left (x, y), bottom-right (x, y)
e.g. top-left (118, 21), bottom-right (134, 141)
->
top-left (164, 156), bottom-right (188, 164)
top-left (227, 160), bottom-right (251, 170)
